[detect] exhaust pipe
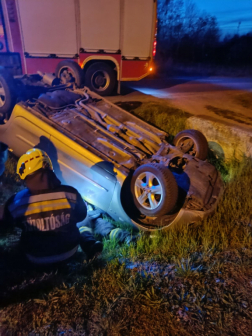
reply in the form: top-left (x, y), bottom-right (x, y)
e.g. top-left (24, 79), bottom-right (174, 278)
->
top-left (37, 71), bottom-right (60, 86)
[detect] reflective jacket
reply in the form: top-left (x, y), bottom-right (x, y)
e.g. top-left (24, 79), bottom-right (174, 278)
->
top-left (2, 185), bottom-right (87, 264)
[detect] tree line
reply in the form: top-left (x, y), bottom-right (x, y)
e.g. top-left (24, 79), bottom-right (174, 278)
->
top-left (157, 0), bottom-right (252, 66)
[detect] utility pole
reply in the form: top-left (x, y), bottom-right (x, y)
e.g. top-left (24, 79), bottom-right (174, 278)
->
top-left (237, 21), bottom-right (241, 35)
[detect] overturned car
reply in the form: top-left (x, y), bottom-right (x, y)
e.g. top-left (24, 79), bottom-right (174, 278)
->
top-left (0, 72), bottom-right (223, 231)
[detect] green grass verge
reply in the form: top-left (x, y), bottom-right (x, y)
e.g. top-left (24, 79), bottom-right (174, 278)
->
top-left (1, 106), bottom-right (252, 335)
top-left (0, 154), bottom-right (24, 207)
top-left (116, 101), bottom-right (191, 142)
top-left (132, 101), bottom-right (191, 138)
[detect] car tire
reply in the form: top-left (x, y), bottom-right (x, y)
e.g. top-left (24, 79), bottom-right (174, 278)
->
top-left (173, 129), bottom-right (208, 161)
top-left (85, 62), bottom-right (116, 96)
top-left (55, 60), bottom-right (83, 87)
top-left (0, 68), bottom-right (17, 120)
top-left (131, 163), bottom-right (178, 217)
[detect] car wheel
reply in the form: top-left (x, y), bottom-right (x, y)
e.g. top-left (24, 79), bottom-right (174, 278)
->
top-left (55, 60), bottom-right (83, 87)
top-left (173, 129), bottom-right (208, 160)
top-left (131, 163), bottom-right (178, 217)
top-left (0, 68), bottom-right (17, 120)
top-left (85, 62), bottom-right (116, 96)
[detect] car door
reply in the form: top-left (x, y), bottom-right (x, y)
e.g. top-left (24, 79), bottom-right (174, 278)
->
top-left (49, 136), bottom-right (117, 211)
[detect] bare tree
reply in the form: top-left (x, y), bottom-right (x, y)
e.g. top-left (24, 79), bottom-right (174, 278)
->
top-left (157, 0), bottom-right (220, 63)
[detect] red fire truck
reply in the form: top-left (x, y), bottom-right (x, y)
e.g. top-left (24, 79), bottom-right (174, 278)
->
top-left (0, 0), bottom-right (157, 96)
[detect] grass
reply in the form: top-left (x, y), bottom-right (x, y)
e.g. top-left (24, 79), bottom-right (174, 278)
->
top-left (0, 154), bottom-right (24, 208)
top-left (116, 101), bottom-right (191, 142)
top-left (1, 105), bottom-right (252, 335)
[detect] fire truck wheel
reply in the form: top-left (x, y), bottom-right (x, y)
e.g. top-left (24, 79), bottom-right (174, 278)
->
top-left (85, 62), bottom-right (116, 96)
top-left (0, 68), bottom-right (17, 120)
top-left (131, 163), bottom-right (178, 217)
top-left (55, 60), bottom-right (83, 88)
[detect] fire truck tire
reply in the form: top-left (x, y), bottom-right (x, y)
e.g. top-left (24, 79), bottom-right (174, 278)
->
top-left (85, 62), bottom-right (116, 96)
top-left (173, 129), bottom-right (208, 160)
top-left (0, 68), bottom-right (17, 119)
top-left (55, 60), bottom-right (83, 87)
top-left (131, 163), bottom-right (178, 217)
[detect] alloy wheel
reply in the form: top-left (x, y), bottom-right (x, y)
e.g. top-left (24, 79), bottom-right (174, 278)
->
top-left (134, 172), bottom-right (163, 210)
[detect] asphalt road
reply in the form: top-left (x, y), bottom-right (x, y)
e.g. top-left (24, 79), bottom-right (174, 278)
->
top-left (121, 76), bottom-right (252, 96)
top-left (108, 75), bottom-right (252, 130)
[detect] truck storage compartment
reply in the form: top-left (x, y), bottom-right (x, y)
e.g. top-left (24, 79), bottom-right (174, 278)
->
top-left (0, 52), bottom-right (22, 75)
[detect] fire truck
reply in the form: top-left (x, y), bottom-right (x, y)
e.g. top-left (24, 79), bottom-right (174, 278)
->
top-left (0, 0), bottom-right (157, 97)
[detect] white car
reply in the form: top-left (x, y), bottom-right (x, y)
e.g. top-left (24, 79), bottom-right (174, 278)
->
top-left (0, 72), bottom-right (223, 231)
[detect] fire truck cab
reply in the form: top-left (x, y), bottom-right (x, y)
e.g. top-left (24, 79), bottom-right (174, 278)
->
top-left (0, 0), bottom-right (157, 96)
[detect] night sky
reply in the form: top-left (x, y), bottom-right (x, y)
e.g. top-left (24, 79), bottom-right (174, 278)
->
top-left (191, 0), bottom-right (252, 36)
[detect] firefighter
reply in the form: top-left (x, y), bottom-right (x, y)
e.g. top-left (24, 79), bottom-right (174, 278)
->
top-left (0, 148), bottom-right (103, 264)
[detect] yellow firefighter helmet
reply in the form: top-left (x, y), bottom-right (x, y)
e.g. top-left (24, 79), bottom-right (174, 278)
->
top-left (17, 148), bottom-right (53, 180)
